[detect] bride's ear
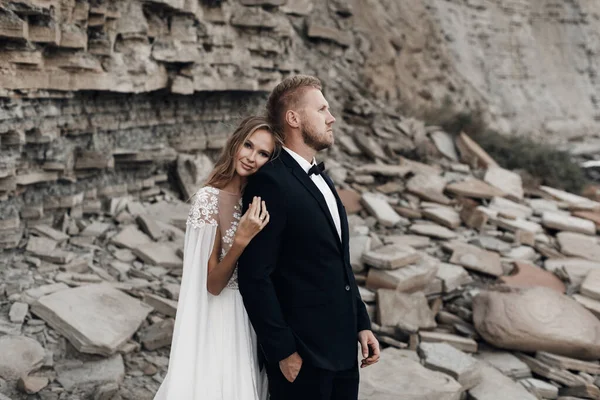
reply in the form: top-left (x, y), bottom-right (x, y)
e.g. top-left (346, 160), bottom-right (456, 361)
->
top-left (285, 110), bottom-right (300, 129)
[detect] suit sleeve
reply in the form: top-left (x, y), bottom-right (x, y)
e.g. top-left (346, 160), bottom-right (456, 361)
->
top-left (237, 172), bottom-right (297, 363)
top-left (356, 289), bottom-right (372, 332)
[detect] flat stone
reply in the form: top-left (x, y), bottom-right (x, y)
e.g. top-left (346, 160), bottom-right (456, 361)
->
top-left (17, 376), bottom-right (49, 394)
top-left (446, 178), bottom-right (506, 199)
top-left (80, 222), bottom-right (112, 237)
top-left (517, 354), bottom-right (588, 387)
top-left (422, 206), bottom-right (461, 229)
top-left (366, 258), bottom-right (438, 293)
top-left (542, 212), bottom-right (596, 235)
top-left (133, 243), bottom-right (182, 268)
top-left (572, 210), bottom-right (600, 229)
top-left (557, 231), bottom-right (600, 261)
top-left (361, 193), bottom-right (403, 227)
top-left (469, 364), bottom-right (537, 400)
top-left (471, 236), bottom-right (511, 253)
top-left (359, 347), bottom-right (462, 400)
top-left (0, 336), bottom-right (45, 380)
top-left (55, 354), bottom-right (125, 391)
top-left (418, 342), bottom-right (481, 389)
top-left (431, 130), bottom-right (459, 161)
top-left (455, 132), bottom-right (499, 169)
top-left (384, 235), bottom-right (431, 249)
top-left (363, 244), bottom-right (421, 270)
top-left (409, 223), bottom-right (457, 239)
top-left (355, 134), bottom-right (387, 160)
top-left (350, 235), bottom-right (371, 273)
top-left (22, 283), bottom-right (69, 305)
top-left (140, 318), bottom-right (175, 350)
top-left (30, 224), bottom-right (69, 242)
top-left (540, 186), bottom-right (600, 210)
top-left (484, 167), bottom-right (523, 200)
top-left (558, 386), bottom-right (600, 399)
top-left (307, 22), bottom-right (352, 47)
top-left (25, 235), bottom-right (57, 256)
top-left (377, 290), bottom-right (436, 330)
top-left (419, 331), bottom-right (478, 353)
top-left (545, 258), bottom-right (600, 286)
top-left (406, 173), bottom-right (452, 205)
top-left (536, 351), bottom-right (600, 375)
top-left (339, 188), bottom-right (363, 214)
top-left (489, 197), bottom-right (532, 219)
top-left (136, 215), bottom-right (163, 241)
top-left (281, 0), bottom-right (313, 15)
top-left (436, 263), bottom-right (473, 292)
top-left (9, 302), bottom-right (28, 323)
top-left (110, 225), bottom-right (153, 250)
top-left (355, 164), bottom-right (412, 177)
top-left (500, 261), bottom-right (565, 293)
top-left (446, 241), bottom-right (503, 277)
top-left (142, 293), bottom-right (177, 318)
top-left (475, 351), bottom-right (531, 379)
top-left (519, 378), bottom-right (559, 399)
top-left (31, 284), bottom-right (153, 356)
top-left (495, 216), bottom-right (543, 234)
top-left (529, 198), bottom-right (560, 214)
top-left (581, 269), bottom-right (600, 300)
top-left (473, 287), bottom-right (600, 360)
top-left (503, 245), bottom-right (537, 261)
top-left (573, 294), bottom-right (600, 318)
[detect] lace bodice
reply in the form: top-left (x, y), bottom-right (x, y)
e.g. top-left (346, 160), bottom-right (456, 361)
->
top-left (187, 186), bottom-right (242, 290)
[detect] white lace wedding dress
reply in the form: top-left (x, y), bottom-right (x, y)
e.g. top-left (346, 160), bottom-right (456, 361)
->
top-left (154, 186), bottom-right (268, 400)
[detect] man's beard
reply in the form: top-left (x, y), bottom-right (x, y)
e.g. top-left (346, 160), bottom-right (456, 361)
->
top-left (301, 124), bottom-right (332, 152)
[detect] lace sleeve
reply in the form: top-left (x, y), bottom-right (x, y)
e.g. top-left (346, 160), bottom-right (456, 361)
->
top-left (186, 186), bottom-right (219, 229)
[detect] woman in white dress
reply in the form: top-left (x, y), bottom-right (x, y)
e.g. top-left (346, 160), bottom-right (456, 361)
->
top-left (154, 116), bottom-right (282, 400)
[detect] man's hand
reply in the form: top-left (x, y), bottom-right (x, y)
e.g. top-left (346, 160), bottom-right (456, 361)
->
top-left (279, 352), bottom-right (303, 382)
top-left (358, 330), bottom-right (380, 368)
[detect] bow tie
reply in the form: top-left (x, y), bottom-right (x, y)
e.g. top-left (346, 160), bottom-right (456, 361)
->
top-left (308, 161), bottom-right (325, 176)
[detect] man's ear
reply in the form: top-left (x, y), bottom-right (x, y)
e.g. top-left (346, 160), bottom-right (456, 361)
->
top-left (285, 110), bottom-right (300, 129)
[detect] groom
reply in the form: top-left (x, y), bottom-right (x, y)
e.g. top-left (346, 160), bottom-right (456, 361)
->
top-left (238, 75), bottom-right (380, 400)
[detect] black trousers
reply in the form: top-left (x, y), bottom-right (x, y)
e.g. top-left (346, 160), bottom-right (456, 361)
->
top-left (266, 361), bottom-right (359, 400)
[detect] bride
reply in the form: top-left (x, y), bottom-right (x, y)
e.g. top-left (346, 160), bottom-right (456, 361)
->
top-left (154, 116), bottom-right (283, 400)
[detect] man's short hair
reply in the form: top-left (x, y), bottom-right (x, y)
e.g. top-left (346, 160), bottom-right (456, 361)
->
top-left (266, 75), bottom-right (322, 135)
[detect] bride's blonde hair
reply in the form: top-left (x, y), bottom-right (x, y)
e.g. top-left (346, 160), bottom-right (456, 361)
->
top-left (205, 116), bottom-right (283, 189)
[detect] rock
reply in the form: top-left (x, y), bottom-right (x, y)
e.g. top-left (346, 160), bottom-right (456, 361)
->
top-left (142, 293), bottom-right (177, 317)
top-left (17, 376), bottom-right (49, 394)
top-left (0, 336), bottom-right (45, 380)
top-left (446, 241), bottom-right (503, 277)
top-left (529, 198), bottom-right (560, 214)
top-left (354, 164), bottom-right (411, 177)
top-left (430, 130), bottom-right (459, 161)
top-left (22, 283), bottom-right (69, 305)
top-left (536, 352), bottom-right (600, 375)
top-left (581, 269), bottom-right (600, 300)
top-left (406, 173), bottom-right (452, 205)
top-left (55, 354), bottom-right (125, 391)
top-left (409, 223), bottom-right (457, 239)
top-left (500, 261), bottom-right (565, 293)
top-left (519, 378), bottom-right (559, 399)
top-left (542, 212), bottom-right (596, 235)
top-left (307, 23), bottom-right (352, 47)
top-left (354, 135), bottom-right (386, 160)
top-left (558, 386), bottom-right (600, 399)
top-left (517, 353), bottom-right (589, 387)
top-left (79, 221), bottom-right (112, 237)
top-left (133, 243), bottom-right (182, 268)
top-left (573, 294), bottom-right (600, 318)
top-left (361, 192), bottom-right (403, 227)
top-left (338, 188), bottom-right (363, 214)
top-left (545, 258), bottom-right (600, 286)
top-left (136, 214), bottom-right (163, 241)
top-left (9, 302), bottom-right (28, 323)
top-left (556, 231), bottom-right (600, 261)
top-left (350, 235), bottom-right (371, 273)
top-left (140, 318), bottom-right (175, 350)
top-left (362, 244), bottom-right (421, 270)
top-left (384, 234), bottom-right (431, 249)
top-left (30, 224), bottom-right (69, 242)
top-left (110, 225), bottom-right (153, 250)
top-left (572, 210), bottom-right (600, 230)
top-left (494, 216), bottom-right (543, 234)
top-left (503, 245), bottom-right (536, 261)
top-left (419, 331), bottom-right (478, 353)
top-left (436, 263), bottom-right (473, 292)
top-left (418, 342), bottom-right (481, 389)
top-left (484, 167), bottom-right (523, 200)
top-left (489, 197), bottom-right (532, 219)
top-left (377, 290), bottom-right (436, 330)
top-left (474, 351), bottom-right (531, 379)
top-left (422, 206), bottom-right (461, 229)
top-left (455, 132), bottom-right (499, 169)
top-left (31, 284), bottom-right (153, 356)
top-left (473, 287), bottom-right (600, 360)
top-left (469, 364), bottom-right (537, 400)
top-left (366, 259), bottom-right (438, 293)
top-left (540, 186), bottom-right (600, 210)
top-left (25, 235), bottom-right (57, 257)
top-left (359, 347), bottom-right (462, 400)
top-left (446, 179), bottom-right (506, 199)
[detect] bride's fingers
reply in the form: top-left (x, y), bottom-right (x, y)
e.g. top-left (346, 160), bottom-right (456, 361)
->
top-left (260, 212), bottom-right (270, 228)
top-left (252, 196), bottom-right (261, 219)
top-left (259, 201), bottom-right (267, 219)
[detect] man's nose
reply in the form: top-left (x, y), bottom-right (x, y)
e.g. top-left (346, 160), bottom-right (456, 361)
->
top-left (327, 111), bottom-right (336, 124)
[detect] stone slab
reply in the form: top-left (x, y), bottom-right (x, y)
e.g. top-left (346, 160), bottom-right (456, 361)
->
top-left (377, 290), bottom-right (436, 330)
top-left (419, 342), bottom-right (481, 389)
top-left (0, 336), bottom-right (45, 380)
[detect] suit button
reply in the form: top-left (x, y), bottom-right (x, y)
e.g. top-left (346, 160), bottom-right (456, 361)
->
top-left (345, 285), bottom-right (350, 291)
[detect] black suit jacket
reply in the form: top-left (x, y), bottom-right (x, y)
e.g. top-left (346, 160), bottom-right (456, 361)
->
top-left (238, 149), bottom-right (371, 372)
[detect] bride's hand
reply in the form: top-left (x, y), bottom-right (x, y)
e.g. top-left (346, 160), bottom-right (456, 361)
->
top-left (235, 196), bottom-right (270, 247)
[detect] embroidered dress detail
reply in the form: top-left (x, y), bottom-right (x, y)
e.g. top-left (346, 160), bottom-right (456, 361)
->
top-left (187, 187), bottom-right (219, 228)
top-left (222, 198), bottom-right (242, 290)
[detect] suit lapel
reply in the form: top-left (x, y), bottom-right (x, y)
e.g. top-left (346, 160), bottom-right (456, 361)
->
top-left (281, 151), bottom-right (342, 249)
top-left (322, 172), bottom-right (349, 249)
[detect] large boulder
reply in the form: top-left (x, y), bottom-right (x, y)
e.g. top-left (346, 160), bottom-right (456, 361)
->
top-left (473, 287), bottom-right (600, 360)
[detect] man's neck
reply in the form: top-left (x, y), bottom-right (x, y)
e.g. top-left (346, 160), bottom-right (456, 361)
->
top-left (284, 142), bottom-right (316, 164)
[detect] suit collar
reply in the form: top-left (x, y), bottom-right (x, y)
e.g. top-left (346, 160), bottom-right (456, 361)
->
top-left (282, 146), bottom-right (317, 174)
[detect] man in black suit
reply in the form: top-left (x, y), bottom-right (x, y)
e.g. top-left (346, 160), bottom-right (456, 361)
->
top-left (238, 75), bottom-right (380, 400)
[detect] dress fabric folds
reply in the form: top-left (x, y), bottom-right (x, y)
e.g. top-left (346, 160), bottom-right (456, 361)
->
top-left (154, 186), bottom-right (268, 400)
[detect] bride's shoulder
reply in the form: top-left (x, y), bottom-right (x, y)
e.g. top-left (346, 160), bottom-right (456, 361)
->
top-left (187, 186), bottom-right (220, 227)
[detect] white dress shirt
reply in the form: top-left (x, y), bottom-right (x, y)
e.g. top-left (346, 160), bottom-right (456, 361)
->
top-left (283, 147), bottom-right (342, 241)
